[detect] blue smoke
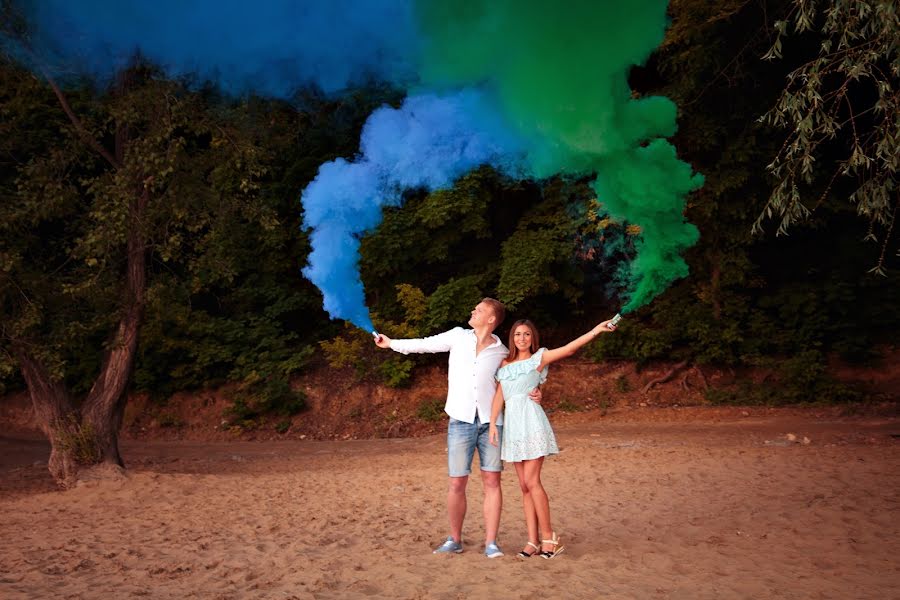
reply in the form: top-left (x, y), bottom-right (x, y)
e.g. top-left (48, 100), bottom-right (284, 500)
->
top-left (15, 0), bottom-right (419, 96)
top-left (302, 89), bottom-right (532, 330)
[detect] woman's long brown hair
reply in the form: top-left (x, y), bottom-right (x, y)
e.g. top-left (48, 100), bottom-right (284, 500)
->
top-left (506, 319), bottom-right (540, 362)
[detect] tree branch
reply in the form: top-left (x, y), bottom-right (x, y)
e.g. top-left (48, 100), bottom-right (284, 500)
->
top-left (40, 67), bottom-right (121, 170)
top-left (642, 360), bottom-right (690, 395)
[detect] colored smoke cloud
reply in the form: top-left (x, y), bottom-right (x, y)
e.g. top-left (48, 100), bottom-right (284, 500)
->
top-left (302, 90), bottom-right (531, 331)
top-left (5, 0), bottom-right (703, 328)
top-left (9, 0), bottom-right (419, 96)
top-left (414, 0), bottom-right (704, 312)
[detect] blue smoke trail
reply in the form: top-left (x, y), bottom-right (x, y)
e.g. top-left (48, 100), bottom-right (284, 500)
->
top-left (301, 89), bottom-right (531, 330)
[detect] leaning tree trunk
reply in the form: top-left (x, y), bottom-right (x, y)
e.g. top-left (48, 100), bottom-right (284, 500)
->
top-left (12, 344), bottom-right (79, 486)
top-left (80, 185), bottom-right (149, 468)
top-left (11, 184), bottom-right (147, 484)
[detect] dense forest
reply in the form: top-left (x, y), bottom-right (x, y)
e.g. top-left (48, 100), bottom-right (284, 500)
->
top-left (0, 0), bottom-right (897, 484)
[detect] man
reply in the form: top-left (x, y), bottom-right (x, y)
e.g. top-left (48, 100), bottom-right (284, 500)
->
top-left (374, 298), bottom-right (541, 558)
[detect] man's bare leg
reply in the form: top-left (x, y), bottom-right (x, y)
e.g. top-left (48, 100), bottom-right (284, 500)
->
top-left (482, 469), bottom-right (502, 544)
top-left (448, 475), bottom-right (468, 543)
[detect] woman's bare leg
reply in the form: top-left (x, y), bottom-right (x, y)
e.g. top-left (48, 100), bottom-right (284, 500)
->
top-left (523, 457), bottom-right (556, 551)
top-left (514, 461), bottom-right (538, 554)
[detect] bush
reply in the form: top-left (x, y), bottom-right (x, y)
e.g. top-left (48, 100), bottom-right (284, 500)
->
top-left (157, 413), bottom-right (185, 428)
top-left (704, 351), bottom-right (863, 406)
top-left (53, 416), bottom-right (101, 465)
top-left (225, 376), bottom-right (307, 428)
top-left (416, 398), bottom-right (446, 422)
top-left (556, 398), bottom-right (583, 412)
top-left (378, 356), bottom-right (414, 388)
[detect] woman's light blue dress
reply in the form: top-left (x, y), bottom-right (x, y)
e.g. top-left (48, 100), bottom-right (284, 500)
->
top-left (496, 348), bottom-right (559, 462)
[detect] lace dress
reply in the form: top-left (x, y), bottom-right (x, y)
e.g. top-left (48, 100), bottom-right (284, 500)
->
top-left (496, 348), bottom-right (559, 462)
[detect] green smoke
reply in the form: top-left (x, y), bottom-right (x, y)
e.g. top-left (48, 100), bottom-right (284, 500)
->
top-left (415, 0), bottom-right (703, 312)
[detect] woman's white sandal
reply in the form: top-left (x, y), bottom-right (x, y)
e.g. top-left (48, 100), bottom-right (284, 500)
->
top-left (516, 541), bottom-right (539, 558)
top-left (539, 532), bottom-right (565, 559)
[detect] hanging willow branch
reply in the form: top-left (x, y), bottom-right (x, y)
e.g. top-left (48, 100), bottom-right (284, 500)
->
top-left (755, 0), bottom-right (899, 275)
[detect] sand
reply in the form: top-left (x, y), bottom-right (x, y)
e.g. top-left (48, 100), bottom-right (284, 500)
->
top-left (1, 413), bottom-right (899, 599)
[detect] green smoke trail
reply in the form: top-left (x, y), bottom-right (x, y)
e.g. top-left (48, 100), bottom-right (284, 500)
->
top-left (415, 0), bottom-right (703, 312)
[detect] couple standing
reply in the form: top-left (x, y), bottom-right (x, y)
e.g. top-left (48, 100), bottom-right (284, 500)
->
top-left (374, 298), bottom-right (618, 559)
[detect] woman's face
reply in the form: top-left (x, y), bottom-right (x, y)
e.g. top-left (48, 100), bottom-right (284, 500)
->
top-left (513, 324), bottom-right (533, 353)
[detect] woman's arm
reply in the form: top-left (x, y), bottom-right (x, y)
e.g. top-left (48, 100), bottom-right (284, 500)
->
top-left (538, 318), bottom-right (617, 370)
top-left (488, 381), bottom-right (505, 446)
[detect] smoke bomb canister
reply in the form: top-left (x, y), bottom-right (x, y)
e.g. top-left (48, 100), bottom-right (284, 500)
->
top-left (608, 313), bottom-right (622, 329)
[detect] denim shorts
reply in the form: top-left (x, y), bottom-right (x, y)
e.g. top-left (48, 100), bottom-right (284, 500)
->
top-left (447, 416), bottom-right (502, 477)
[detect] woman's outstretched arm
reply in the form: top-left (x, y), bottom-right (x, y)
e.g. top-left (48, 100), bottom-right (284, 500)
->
top-left (538, 318), bottom-right (617, 370)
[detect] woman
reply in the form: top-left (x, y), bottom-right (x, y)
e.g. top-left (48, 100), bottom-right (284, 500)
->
top-left (489, 317), bottom-right (618, 559)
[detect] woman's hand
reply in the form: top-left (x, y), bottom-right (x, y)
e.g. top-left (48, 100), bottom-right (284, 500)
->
top-left (597, 319), bottom-right (615, 333)
top-left (489, 424), bottom-right (499, 447)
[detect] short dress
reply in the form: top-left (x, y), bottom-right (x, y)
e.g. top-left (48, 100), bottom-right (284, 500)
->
top-left (496, 348), bottom-right (559, 462)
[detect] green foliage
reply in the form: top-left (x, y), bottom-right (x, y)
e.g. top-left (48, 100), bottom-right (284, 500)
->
top-left (320, 333), bottom-right (366, 370)
top-left (360, 168), bottom-right (593, 333)
top-left (556, 398), bottom-right (583, 413)
top-left (423, 275), bottom-right (487, 333)
top-left (0, 53), bottom-right (379, 399)
top-left (497, 203), bottom-right (581, 310)
top-left (361, 168), bottom-right (496, 286)
top-left (377, 356), bottom-right (414, 388)
top-left (582, 0), bottom-right (900, 387)
top-left (416, 398), bottom-right (445, 422)
top-left (225, 376), bottom-right (307, 428)
top-left (320, 319), bottom-right (415, 387)
top-left (395, 283), bottom-right (427, 326)
top-left (758, 0), bottom-right (900, 274)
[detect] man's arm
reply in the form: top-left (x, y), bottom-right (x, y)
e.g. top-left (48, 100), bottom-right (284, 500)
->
top-left (373, 327), bottom-right (462, 354)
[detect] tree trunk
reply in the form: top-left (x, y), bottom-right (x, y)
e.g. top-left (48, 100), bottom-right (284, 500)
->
top-left (15, 68), bottom-right (149, 483)
top-left (14, 183), bottom-right (148, 482)
top-left (13, 344), bottom-right (79, 486)
top-left (81, 186), bottom-right (149, 467)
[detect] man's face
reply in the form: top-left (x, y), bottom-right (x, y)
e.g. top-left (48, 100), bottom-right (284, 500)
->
top-left (468, 302), bottom-right (494, 329)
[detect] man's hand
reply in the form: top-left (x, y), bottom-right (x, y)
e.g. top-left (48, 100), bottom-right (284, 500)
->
top-left (529, 386), bottom-right (543, 404)
top-left (374, 333), bottom-right (392, 349)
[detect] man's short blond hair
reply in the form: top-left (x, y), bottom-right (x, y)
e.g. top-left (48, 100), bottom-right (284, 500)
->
top-left (481, 297), bottom-right (505, 331)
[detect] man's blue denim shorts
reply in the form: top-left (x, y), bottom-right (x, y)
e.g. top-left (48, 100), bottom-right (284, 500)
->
top-left (447, 416), bottom-right (502, 477)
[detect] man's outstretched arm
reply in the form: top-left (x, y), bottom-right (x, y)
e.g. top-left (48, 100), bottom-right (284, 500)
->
top-left (373, 327), bottom-right (461, 354)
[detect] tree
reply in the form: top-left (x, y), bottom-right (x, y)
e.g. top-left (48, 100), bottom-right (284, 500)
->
top-left (0, 57), bottom-right (276, 485)
top-left (757, 0), bottom-right (899, 274)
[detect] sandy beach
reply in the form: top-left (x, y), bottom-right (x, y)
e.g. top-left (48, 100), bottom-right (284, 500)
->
top-left (1, 413), bottom-right (899, 599)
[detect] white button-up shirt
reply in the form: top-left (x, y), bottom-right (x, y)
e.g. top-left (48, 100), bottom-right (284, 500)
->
top-left (389, 327), bottom-right (508, 425)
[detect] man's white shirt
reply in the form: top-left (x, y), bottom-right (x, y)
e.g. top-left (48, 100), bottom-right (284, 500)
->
top-left (389, 327), bottom-right (507, 425)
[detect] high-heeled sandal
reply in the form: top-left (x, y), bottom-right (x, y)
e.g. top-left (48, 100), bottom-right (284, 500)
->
top-left (516, 541), bottom-right (539, 558)
top-left (539, 532), bottom-right (565, 559)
